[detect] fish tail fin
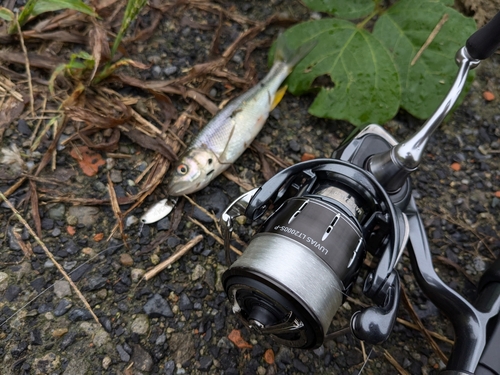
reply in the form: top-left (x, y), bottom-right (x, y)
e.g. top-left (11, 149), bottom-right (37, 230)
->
top-left (274, 34), bottom-right (317, 70)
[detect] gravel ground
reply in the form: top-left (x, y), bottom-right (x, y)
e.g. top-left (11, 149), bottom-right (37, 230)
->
top-left (1, 1), bottom-right (500, 375)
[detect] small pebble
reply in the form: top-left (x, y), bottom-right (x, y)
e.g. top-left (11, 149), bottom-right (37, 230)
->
top-left (483, 90), bottom-right (495, 101)
top-left (102, 356), bottom-right (112, 370)
top-left (164, 65), bottom-right (178, 75)
top-left (120, 253), bottom-right (134, 267)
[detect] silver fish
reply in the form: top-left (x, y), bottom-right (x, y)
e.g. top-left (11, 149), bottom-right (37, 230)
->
top-left (166, 35), bottom-right (316, 196)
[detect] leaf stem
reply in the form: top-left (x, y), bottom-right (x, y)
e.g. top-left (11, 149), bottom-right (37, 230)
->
top-left (356, 10), bottom-right (379, 30)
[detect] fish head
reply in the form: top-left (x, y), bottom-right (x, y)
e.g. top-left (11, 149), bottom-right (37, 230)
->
top-left (166, 148), bottom-right (219, 196)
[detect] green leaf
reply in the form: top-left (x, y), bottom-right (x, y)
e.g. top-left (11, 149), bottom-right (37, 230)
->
top-left (302, 0), bottom-right (375, 19)
top-left (373, 0), bottom-right (476, 119)
top-left (0, 7), bottom-right (14, 22)
top-left (278, 19), bottom-right (401, 127)
top-left (32, 0), bottom-right (98, 18)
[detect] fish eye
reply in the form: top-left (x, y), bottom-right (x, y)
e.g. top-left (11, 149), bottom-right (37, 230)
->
top-left (208, 158), bottom-right (213, 165)
top-left (177, 164), bottom-right (189, 175)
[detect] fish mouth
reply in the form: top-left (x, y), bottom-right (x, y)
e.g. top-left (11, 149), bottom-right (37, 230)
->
top-left (166, 179), bottom-right (200, 196)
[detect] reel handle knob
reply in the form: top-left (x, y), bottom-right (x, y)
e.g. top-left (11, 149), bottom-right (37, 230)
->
top-left (466, 10), bottom-right (500, 60)
top-left (350, 272), bottom-right (400, 345)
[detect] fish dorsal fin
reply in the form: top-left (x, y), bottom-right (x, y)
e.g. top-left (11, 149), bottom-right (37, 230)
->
top-left (271, 85), bottom-right (287, 111)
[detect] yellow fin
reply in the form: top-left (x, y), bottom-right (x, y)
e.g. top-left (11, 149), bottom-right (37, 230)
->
top-left (271, 85), bottom-right (287, 111)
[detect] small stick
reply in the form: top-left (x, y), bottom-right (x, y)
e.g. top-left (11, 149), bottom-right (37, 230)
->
top-left (222, 171), bottom-right (256, 191)
top-left (411, 13), bottom-right (449, 66)
top-left (360, 340), bottom-right (367, 363)
top-left (188, 216), bottom-right (242, 256)
top-left (383, 349), bottom-right (411, 375)
top-left (143, 234), bottom-right (203, 280)
top-left (0, 190), bottom-right (101, 327)
top-left (183, 195), bottom-right (247, 248)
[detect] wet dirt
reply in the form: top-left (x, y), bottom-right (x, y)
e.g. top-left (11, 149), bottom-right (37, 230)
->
top-left (1, 1), bottom-right (500, 375)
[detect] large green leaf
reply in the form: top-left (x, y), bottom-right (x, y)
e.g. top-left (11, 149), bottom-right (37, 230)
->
top-left (278, 19), bottom-right (400, 127)
top-left (32, 0), bottom-right (98, 18)
top-left (373, 0), bottom-right (476, 119)
top-left (303, 0), bottom-right (375, 19)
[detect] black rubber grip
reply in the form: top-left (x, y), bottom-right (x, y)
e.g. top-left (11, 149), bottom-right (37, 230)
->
top-left (466, 10), bottom-right (500, 60)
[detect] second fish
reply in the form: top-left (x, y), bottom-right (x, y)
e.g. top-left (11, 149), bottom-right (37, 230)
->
top-left (166, 35), bottom-right (316, 196)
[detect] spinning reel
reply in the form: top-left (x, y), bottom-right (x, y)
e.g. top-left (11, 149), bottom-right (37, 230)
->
top-left (221, 156), bottom-right (409, 349)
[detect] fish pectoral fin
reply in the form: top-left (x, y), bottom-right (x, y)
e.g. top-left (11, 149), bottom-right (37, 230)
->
top-left (271, 85), bottom-right (288, 111)
top-left (218, 124), bottom-right (236, 163)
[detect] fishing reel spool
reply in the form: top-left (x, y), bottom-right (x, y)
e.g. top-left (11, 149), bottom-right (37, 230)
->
top-left (221, 159), bottom-right (407, 349)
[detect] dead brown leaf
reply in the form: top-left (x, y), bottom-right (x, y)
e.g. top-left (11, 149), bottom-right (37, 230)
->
top-left (0, 50), bottom-right (65, 70)
top-left (121, 125), bottom-right (177, 160)
top-left (69, 145), bottom-right (106, 176)
top-left (22, 30), bottom-right (87, 44)
top-left (89, 20), bottom-right (110, 82)
top-left (0, 95), bottom-right (26, 143)
top-left (228, 329), bottom-right (252, 349)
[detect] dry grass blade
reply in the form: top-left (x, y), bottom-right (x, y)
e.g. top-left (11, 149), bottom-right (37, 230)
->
top-left (107, 173), bottom-right (127, 245)
top-left (29, 179), bottom-right (42, 238)
top-left (12, 227), bottom-right (34, 258)
top-left (15, 13), bottom-right (34, 116)
top-left (428, 208), bottom-right (497, 258)
top-left (435, 255), bottom-right (476, 285)
top-left (401, 284), bottom-right (448, 364)
top-left (88, 20), bottom-right (110, 82)
top-left (0, 190), bottom-right (101, 327)
top-left (143, 234), bottom-right (204, 280)
top-left (396, 318), bottom-right (453, 345)
top-left (0, 74), bottom-right (23, 101)
top-left (383, 349), bottom-right (411, 375)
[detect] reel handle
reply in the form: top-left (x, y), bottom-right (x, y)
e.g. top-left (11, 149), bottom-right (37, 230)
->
top-left (466, 10), bottom-right (500, 60)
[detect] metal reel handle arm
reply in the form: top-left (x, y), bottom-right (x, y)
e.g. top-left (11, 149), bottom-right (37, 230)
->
top-left (405, 197), bottom-right (485, 373)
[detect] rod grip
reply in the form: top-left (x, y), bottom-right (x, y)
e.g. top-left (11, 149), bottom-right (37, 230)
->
top-left (466, 10), bottom-right (500, 60)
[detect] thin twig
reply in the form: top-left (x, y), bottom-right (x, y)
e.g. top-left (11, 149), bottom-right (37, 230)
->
top-left (15, 12), bottom-right (34, 116)
top-left (347, 295), bottom-right (453, 344)
top-left (396, 318), bottom-right (453, 345)
top-left (188, 216), bottom-right (242, 256)
top-left (222, 171), bottom-right (256, 191)
top-left (411, 13), bottom-right (449, 66)
top-left (143, 234), bottom-right (203, 280)
top-left (383, 349), bottom-right (411, 375)
top-left (401, 284), bottom-right (448, 364)
top-left (0, 190), bottom-right (101, 327)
